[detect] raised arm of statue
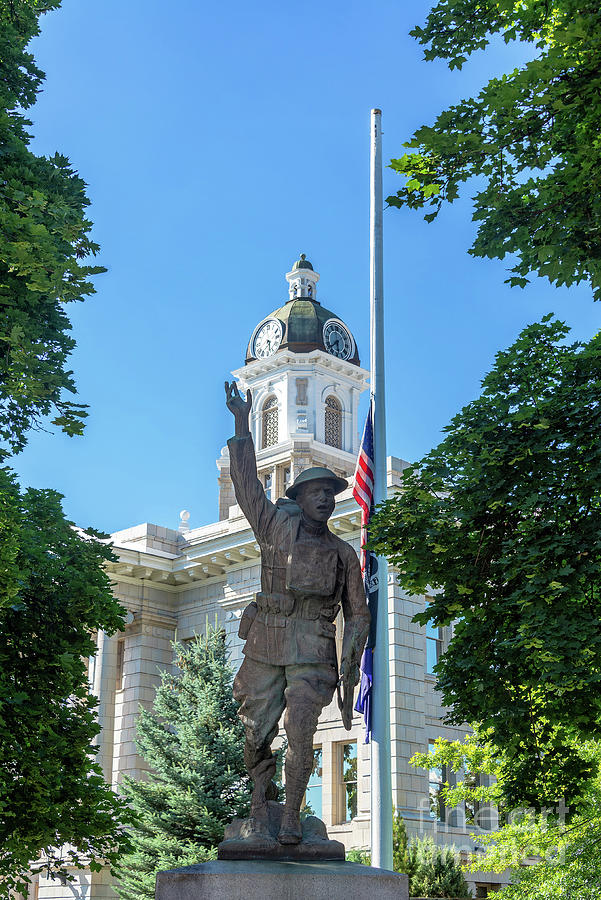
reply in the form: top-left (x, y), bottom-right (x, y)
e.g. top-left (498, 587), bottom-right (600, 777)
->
top-left (225, 380), bottom-right (252, 437)
top-left (225, 380), bottom-right (277, 541)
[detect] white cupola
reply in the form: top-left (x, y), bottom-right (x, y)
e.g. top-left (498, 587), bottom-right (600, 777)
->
top-left (286, 253), bottom-right (320, 300)
top-left (216, 255), bottom-right (369, 520)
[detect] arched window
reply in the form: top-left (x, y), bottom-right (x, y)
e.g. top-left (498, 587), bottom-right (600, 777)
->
top-left (324, 395), bottom-right (342, 449)
top-left (262, 395), bottom-right (278, 448)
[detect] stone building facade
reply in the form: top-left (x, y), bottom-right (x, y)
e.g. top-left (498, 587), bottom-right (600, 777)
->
top-left (31, 257), bottom-right (507, 900)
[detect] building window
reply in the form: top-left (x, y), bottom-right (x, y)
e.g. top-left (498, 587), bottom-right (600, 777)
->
top-left (426, 619), bottom-right (443, 674)
top-left (262, 396), bottom-right (278, 447)
top-left (464, 762), bottom-right (479, 827)
top-left (263, 471), bottom-right (273, 501)
top-left (116, 640), bottom-right (125, 691)
top-left (429, 741), bottom-right (446, 821)
top-left (465, 767), bottom-right (492, 830)
top-left (325, 395), bottom-right (342, 449)
top-left (476, 886), bottom-right (501, 898)
top-left (339, 741), bottom-right (358, 822)
top-left (303, 747), bottom-right (323, 819)
top-left (284, 467), bottom-right (291, 491)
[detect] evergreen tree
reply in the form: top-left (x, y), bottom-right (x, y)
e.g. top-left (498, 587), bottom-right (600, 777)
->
top-left (408, 836), bottom-right (472, 898)
top-left (392, 808), bottom-right (412, 875)
top-left (116, 629), bottom-right (251, 900)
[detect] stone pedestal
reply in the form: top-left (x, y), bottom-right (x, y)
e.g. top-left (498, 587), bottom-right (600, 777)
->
top-left (155, 859), bottom-right (409, 900)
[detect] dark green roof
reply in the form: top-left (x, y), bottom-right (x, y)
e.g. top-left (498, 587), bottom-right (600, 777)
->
top-left (291, 253), bottom-right (314, 271)
top-left (246, 297), bottom-right (359, 365)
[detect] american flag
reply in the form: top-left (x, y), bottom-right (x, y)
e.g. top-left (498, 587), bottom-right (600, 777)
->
top-left (353, 402), bottom-right (375, 572)
top-left (353, 402), bottom-right (378, 743)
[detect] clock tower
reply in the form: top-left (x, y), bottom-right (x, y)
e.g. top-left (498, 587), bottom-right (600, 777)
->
top-left (217, 255), bottom-right (369, 519)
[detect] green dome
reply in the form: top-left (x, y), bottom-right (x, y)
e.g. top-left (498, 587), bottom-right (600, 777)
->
top-left (291, 253), bottom-right (314, 271)
top-left (246, 297), bottom-right (359, 365)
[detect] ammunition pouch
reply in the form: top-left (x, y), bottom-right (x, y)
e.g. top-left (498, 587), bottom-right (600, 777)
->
top-left (238, 601), bottom-right (258, 640)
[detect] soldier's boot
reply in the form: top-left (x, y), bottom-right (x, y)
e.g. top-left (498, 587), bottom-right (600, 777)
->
top-left (278, 805), bottom-right (303, 844)
top-left (247, 754), bottom-right (278, 843)
top-left (278, 744), bottom-right (313, 844)
top-left (246, 738), bottom-right (279, 802)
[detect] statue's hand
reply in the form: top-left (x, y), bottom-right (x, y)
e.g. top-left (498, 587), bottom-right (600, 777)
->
top-left (340, 658), bottom-right (360, 688)
top-left (225, 381), bottom-right (252, 436)
top-left (338, 657), bottom-right (360, 731)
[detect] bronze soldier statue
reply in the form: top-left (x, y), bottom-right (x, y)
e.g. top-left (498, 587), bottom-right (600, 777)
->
top-left (224, 382), bottom-right (370, 848)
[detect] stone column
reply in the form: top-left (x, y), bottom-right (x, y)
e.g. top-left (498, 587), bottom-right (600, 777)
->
top-left (217, 446), bottom-right (236, 521)
top-left (389, 577), bottom-right (428, 829)
top-left (320, 741), bottom-right (334, 827)
top-left (93, 629), bottom-right (119, 784)
top-left (350, 738), bottom-right (371, 849)
top-left (111, 610), bottom-right (177, 784)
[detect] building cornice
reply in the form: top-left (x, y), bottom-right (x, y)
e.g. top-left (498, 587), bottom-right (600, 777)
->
top-left (232, 349), bottom-right (369, 386)
top-left (107, 500), bottom-right (362, 591)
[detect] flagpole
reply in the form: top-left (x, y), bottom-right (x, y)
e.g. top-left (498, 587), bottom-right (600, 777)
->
top-left (369, 107), bottom-right (392, 870)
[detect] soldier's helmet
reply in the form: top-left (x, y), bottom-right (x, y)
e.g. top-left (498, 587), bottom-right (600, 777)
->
top-left (286, 467), bottom-right (348, 500)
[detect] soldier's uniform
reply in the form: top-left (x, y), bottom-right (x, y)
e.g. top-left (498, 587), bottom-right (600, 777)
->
top-left (228, 433), bottom-right (370, 820)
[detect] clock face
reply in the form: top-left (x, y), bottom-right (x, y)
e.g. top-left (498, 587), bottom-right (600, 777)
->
top-left (252, 319), bottom-right (283, 359)
top-left (323, 319), bottom-right (353, 360)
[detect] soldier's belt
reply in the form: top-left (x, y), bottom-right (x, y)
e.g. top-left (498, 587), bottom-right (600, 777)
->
top-left (255, 609), bottom-right (336, 639)
top-left (255, 591), bottom-right (338, 621)
top-left (256, 591), bottom-right (293, 616)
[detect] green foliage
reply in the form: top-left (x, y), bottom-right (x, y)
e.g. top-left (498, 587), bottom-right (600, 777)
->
top-left (0, 468), bottom-right (129, 897)
top-left (394, 810), bottom-right (471, 897)
top-left (388, 1), bottom-right (601, 299)
top-left (370, 317), bottom-right (601, 808)
top-left (393, 807), bottom-right (411, 875)
top-left (422, 740), bottom-right (601, 899)
top-left (346, 812), bottom-right (471, 898)
top-left (274, 736), bottom-right (287, 805)
top-left (116, 630), bottom-right (251, 900)
top-left (494, 801), bottom-right (601, 899)
top-left (0, 4), bottom-right (127, 894)
top-left (408, 836), bottom-right (472, 898)
top-left (411, 736), bottom-right (503, 816)
top-left (0, 0), bottom-right (105, 460)
top-left (346, 847), bottom-right (371, 864)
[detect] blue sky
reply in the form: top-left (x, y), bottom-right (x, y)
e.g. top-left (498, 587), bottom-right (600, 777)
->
top-left (13, 0), bottom-right (598, 534)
